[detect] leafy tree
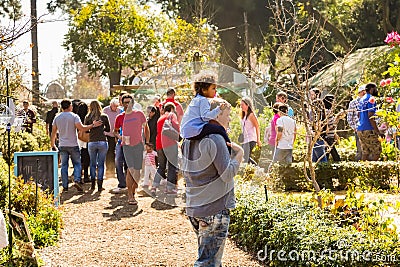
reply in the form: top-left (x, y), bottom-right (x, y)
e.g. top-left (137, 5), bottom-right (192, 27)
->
top-left (296, 0), bottom-right (400, 51)
top-left (64, 0), bottom-right (159, 93)
top-left (0, 0), bottom-right (21, 19)
top-left (47, 0), bottom-right (82, 13)
top-left (152, 0), bottom-right (272, 69)
top-left (297, 0), bottom-right (353, 52)
top-left (162, 17), bottom-right (221, 66)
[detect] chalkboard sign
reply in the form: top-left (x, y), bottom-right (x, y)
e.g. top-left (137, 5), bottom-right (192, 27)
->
top-left (14, 151), bottom-right (59, 206)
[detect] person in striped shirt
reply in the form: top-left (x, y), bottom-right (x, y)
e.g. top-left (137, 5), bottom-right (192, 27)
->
top-left (142, 143), bottom-right (158, 190)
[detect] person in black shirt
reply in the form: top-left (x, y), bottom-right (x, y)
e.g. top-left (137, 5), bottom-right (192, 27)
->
top-left (18, 100), bottom-right (36, 133)
top-left (45, 101), bottom-right (59, 137)
top-left (146, 105), bottom-right (159, 147)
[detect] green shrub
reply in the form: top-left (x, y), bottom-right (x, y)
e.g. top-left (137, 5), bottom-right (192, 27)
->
top-left (0, 120), bottom-right (50, 165)
top-left (230, 184), bottom-right (400, 266)
top-left (265, 162), bottom-right (399, 192)
top-left (5, 176), bottom-right (63, 248)
top-left (0, 158), bottom-right (63, 265)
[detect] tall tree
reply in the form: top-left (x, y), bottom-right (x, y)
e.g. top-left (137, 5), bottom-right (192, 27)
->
top-left (63, 0), bottom-right (158, 93)
top-left (152, 0), bottom-right (272, 69)
top-left (162, 17), bottom-right (220, 66)
top-left (0, 0), bottom-right (21, 19)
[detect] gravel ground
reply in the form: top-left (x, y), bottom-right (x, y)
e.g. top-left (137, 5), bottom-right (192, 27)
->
top-left (39, 177), bottom-right (262, 267)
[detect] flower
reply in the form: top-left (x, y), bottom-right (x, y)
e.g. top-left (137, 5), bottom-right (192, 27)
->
top-left (380, 78), bottom-right (393, 87)
top-left (386, 97), bottom-right (394, 103)
top-left (384, 31), bottom-right (400, 47)
top-left (369, 96), bottom-right (375, 104)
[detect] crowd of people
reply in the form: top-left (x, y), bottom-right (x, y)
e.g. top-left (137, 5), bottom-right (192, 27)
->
top-left (21, 75), bottom-right (394, 265)
top-left (261, 82), bottom-right (389, 167)
top-left (24, 80), bottom-right (390, 186)
top-left (45, 71), bottom-right (245, 265)
top-left (42, 74), bottom-right (245, 193)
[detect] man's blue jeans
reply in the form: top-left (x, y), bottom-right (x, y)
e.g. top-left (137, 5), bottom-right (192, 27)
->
top-left (59, 146), bottom-right (81, 189)
top-left (312, 140), bottom-right (327, 163)
top-left (88, 141), bottom-right (108, 181)
top-left (189, 210), bottom-right (230, 267)
top-left (115, 144), bottom-right (126, 188)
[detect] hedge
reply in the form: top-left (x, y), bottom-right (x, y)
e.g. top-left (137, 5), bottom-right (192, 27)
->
top-left (230, 184), bottom-right (400, 266)
top-left (268, 161), bottom-right (400, 192)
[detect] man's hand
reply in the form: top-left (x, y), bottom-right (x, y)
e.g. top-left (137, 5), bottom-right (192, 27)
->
top-left (228, 142), bottom-right (244, 163)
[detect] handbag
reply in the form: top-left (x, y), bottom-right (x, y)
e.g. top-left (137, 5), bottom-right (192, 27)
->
top-left (78, 130), bottom-right (90, 142)
top-left (162, 114), bottom-right (179, 141)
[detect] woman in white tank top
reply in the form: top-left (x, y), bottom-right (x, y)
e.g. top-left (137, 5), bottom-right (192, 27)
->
top-left (240, 97), bottom-right (262, 164)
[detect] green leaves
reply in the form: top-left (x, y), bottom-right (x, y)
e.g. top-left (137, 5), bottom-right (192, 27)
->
top-left (64, 0), bottom-right (159, 86)
top-left (231, 184), bottom-right (400, 266)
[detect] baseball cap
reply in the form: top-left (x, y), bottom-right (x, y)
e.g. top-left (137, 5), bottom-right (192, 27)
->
top-left (358, 85), bottom-right (366, 93)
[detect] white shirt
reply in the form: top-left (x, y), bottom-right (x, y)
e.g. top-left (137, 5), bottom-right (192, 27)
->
top-left (241, 117), bottom-right (257, 143)
top-left (0, 210), bottom-right (8, 249)
top-left (276, 116), bottom-right (296, 149)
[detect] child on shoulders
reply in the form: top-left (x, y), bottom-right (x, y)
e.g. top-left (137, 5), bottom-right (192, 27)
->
top-left (180, 71), bottom-right (231, 151)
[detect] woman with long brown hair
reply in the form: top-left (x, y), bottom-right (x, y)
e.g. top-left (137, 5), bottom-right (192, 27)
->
top-left (84, 100), bottom-right (110, 191)
top-left (240, 97), bottom-right (262, 164)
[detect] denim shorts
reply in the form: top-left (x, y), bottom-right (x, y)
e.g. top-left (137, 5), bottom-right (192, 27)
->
top-left (122, 143), bottom-right (144, 170)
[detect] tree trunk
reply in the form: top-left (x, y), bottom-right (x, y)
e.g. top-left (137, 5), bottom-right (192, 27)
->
top-left (382, 0), bottom-right (394, 34)
top-left (108, 70), bottom-right (121, 95)
top-left (301, 1), bottom-right (351, 52)
top-left (307, 158), bottom-right (322, 208)
top-left (31, 0), bottom-right (40, 105)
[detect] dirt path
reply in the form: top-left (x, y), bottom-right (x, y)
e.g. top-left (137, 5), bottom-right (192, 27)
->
top-left (39, 177), bottom-right (262, 267)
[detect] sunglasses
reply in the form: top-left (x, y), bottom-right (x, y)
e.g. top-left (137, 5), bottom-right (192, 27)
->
top-left (123, 101), bottom-right (131, 104)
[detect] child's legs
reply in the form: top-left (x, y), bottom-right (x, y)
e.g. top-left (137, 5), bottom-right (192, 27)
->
top-left (143, 165), bottom-right (151, 186)
top-left (190, 123), bottom-right (230, 143)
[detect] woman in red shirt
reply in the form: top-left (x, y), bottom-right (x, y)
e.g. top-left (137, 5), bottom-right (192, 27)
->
top-left (152, 102), bottom-right (180, 195)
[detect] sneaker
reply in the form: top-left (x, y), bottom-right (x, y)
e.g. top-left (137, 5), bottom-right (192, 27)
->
top-left (73, 182), bottom-right (83, 192)
top-left (110, 187), bottom-right (127, 194)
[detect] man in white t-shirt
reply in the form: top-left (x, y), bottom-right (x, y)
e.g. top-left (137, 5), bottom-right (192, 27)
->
top-left (51, 99), bottom-right (103, 192)
top-left (272, 104), bottom-right (296, 164)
